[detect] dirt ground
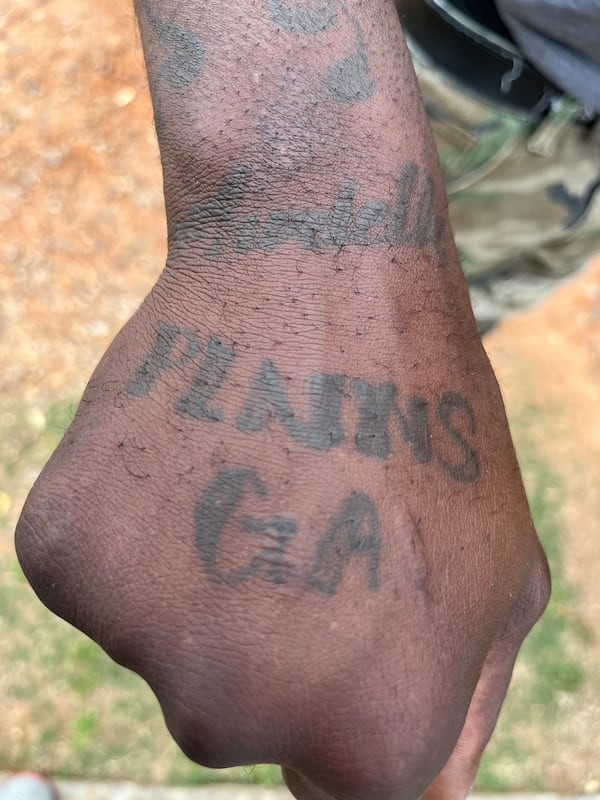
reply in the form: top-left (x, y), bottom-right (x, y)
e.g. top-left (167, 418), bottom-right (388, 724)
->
top-left (485, 260), bottom-right (600, 790)
top-left (1, 0), bottom-right (599, 789)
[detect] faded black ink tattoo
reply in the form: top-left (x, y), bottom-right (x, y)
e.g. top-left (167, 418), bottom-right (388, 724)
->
top-left (127, 325), bottom-right (481, 484)
top-left (353, 379), bottom-right (431, 463)
top-left (436, 392), bottom-right (480, 484)
top-left (322, 16), bottom-right (372, 102)
top-left (170, 161), bottom-right (445, 259)
top-left (127, 321), bottom-right (200, 397)
top-left (264, 0), bottom-right (338, 34)
top-left (236, 361), bottom-right (346, 450)
top-left (177, 336), bottom-right (235, 421)
top-left (238, 516), bottom-right (298, 584)
top-left (139, 0), bottom-right (205, 91)
top-left (307, 492), bottom-right (381, 594)
top-left (138, 0), bottom-right (204, 131)
top-left (194, 468), bottom-right (268, 585)
top-left (194, 468), bottom-right (381, 593)
top-left (265, 0), bottom-right (373, 102)
top-left (236, 359), bottom-right (305, 441)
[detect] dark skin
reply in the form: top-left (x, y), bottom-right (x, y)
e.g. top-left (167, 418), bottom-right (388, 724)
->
top-left (15, 2), bottom-right (550, 799)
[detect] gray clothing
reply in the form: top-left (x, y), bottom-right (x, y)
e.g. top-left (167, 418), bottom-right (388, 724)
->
top-left (496, 0), bottom-right (600, 112)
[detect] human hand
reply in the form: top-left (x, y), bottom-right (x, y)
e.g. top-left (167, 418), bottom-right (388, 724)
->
top-left (15, 0), bottom-right (549, 795)
top-left (15, 202), bottom-right (548, 798)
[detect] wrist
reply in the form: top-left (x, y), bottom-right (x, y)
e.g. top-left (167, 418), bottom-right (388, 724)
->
top-left (164, 154), bottom-right (456, 272)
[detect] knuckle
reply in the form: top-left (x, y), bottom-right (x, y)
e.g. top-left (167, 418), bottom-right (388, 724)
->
top-left (159, 690), bottom-right (270, 769)
top-left (511, 542), bottom-right (551, 631)
top-left (15, 468), bottom-right (129, 660)
top-left (164, 711), bottom-right (231, 768)
top-left (296, 753), bottom-right (443, 800)
top-left (527, 547), bottom-right (552, 620)
top-left (15, 480), bottom-right (82, 622)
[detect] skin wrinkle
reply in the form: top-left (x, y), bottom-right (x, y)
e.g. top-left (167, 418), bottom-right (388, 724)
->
top-left (168, 161), bottom-right (447, 261)
top-left (404, 511), bottom-right (429, 600)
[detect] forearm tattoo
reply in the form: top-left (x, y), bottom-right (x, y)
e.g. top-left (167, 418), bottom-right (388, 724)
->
top-left (265, 0), bottom-right (373, 102)
top-left (138, 0), bottom-right (373, 112)
top-left (137, 0), bottom-right (205, 127)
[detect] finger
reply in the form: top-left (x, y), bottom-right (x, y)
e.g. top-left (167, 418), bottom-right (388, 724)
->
top-left (422, 568), bottom-right (550, 800)
top-left (283, 767), bottom-right (332, 800)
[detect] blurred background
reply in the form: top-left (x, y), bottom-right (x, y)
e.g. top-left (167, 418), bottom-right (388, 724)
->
top-left (1, 0), bottom-right (599, 791)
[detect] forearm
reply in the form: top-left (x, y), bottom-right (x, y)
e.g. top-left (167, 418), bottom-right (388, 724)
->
top-left (131, 0), bottom-right (493, 494)
top-left (134, 0), bottom-right (459, 290)
top-left (134, 0), bottom-right (434, 161)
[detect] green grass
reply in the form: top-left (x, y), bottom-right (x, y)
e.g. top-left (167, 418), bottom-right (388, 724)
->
top-left (0, 396), bottom-right (591, 787)
top-left (476, 412), bottom-right (590, 791)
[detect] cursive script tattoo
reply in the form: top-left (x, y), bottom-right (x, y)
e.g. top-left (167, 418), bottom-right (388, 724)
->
top-left (170, 161), bottom-right (444, 259)
top-left (194, 467), bottom-right (381, 593)
top-left (127, 324), bottom-right (481, 483)
top-left (265, 0), bottom-right (373, 102)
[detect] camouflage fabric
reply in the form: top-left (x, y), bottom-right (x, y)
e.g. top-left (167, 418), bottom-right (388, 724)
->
top-left (411, 54), bottom-right (600, 329)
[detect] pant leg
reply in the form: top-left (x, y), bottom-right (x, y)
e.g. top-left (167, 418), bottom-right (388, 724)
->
top-left (412, 54), bottom-right (600, 330)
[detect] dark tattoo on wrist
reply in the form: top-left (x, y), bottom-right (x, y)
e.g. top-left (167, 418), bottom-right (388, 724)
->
top-left (127, 323), bottom-right (480, 484)
top-left (265, 0), bottom-right (373, 102)
top-left (170, 161), bottom-right (444, 259)
top-left (194, 467), bottom-right (381, 593)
